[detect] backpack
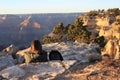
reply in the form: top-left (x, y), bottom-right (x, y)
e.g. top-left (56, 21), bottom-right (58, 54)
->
top-left (49, 50), bottom-right (63, 61)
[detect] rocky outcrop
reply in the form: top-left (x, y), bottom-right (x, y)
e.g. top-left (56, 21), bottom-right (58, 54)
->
top-left (80, 15), bottom-right (110, 29)
top-left (15, 42), bottom-right (102, 64)
top-left (96, 17), bottom-right (110, 27)
top-left (98, 15), bottom-right (120, 39)
top-left (80, 15), bottom-right (97, 28)
top-left (0, 42), bottom-right (102, 79)
top-left (102, 39), bottom-right (120, 59)
top-left (79, 13), bottom-right (120, 40)
top-left (43, 42), bottom-right (102, 63)
top-left (99, 21), bottom-right (120, 39)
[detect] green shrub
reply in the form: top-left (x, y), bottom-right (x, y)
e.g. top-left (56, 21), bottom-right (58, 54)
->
top-left (92, 36), bottom-right (106, 47)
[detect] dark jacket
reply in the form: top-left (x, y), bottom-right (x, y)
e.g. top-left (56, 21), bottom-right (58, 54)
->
top-left (24, 50), bottom-right (48, 63)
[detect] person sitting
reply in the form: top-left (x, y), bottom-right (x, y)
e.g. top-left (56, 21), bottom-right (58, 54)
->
top-left (24, 40), bottom-right (48, 63)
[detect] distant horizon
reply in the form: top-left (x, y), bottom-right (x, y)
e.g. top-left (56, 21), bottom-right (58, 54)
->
top-left (0, 8), bottom-right (119, 15)
top-left (0, 11), bottom-right (85, 15)
top-left (0, 8), bottom-right (120, 15)
top-left (0, 0), bottom-right (120, 14)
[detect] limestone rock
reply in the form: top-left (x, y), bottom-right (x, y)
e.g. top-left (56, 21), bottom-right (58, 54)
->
top-left (43, 42), bottom-right (101, 63)
top-left (0, 60), bottom-right (76, 80)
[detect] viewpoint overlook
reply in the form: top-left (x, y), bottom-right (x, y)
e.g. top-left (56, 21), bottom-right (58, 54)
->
top-left (0, 8), bottom-right (120, 80)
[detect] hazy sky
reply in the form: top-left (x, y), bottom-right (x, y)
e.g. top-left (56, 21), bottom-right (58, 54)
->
top-left (0, 0), bottom-right (120, 14)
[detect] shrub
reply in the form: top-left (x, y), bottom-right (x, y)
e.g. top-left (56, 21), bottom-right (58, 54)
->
top-left (92, 36), bottom-right (106, 47)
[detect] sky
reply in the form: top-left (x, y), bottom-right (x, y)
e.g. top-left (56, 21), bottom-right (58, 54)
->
top-left (0, 0), bottom-right (120, 14)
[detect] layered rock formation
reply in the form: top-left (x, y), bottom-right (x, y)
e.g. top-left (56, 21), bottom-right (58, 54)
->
top-left (79, 12), bottom-right (120, 40)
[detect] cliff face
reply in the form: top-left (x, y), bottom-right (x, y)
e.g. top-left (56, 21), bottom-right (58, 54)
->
top-left (100, 23), bottom-right (120, 40)
top-left (79, 15), bottom-right (97, 29)
top-left (79, 14), bottom-right (120, 40)
top-left (96, 17), bottom-right (110, 27)
top-left (99, 19), bottom-right (120, 39)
